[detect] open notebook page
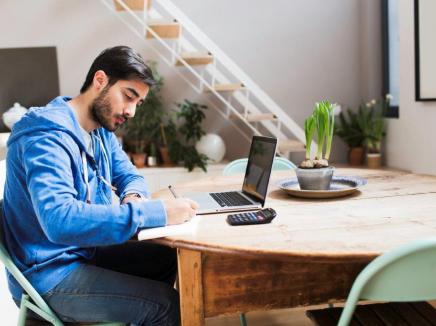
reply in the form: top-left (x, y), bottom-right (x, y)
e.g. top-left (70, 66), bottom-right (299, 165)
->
top-left (137, 216), bottom-right (200, 241)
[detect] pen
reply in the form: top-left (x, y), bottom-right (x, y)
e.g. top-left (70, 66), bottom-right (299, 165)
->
top-left (168, 185), bottom-right (179, 198)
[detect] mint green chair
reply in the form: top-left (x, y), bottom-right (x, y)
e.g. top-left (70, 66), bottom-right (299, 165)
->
top-left (0, 160), bottom-right (125, 325)
top-left (223, 157), bottom-right (296, 176)
top-left (307, 238), bottom-right (436, 325)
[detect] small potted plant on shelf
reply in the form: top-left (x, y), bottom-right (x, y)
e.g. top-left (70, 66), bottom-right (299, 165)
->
top-left (130, 141), bottom-right (147, 168)
top-left (297, 101), bottom-right (335, 190)
top-left (158, 123), bottom-right (174, 166)
top-left (362, 96), bottom-right (389, 168)
top-left (147, 142), bottom-right (158, 167)
top-left (121, 61), bottom-right (165, 165)
top-left (335, 106), bottom-right (366, 166)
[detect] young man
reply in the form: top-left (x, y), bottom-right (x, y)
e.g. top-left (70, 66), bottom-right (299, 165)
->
top-left (2, 46), bottom-right (198, 325)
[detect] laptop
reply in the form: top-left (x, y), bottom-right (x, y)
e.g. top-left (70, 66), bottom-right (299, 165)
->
top-left (187, 136), bottom-right (277, 214)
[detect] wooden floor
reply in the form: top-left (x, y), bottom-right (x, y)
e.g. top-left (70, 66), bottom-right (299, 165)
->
top-left (207, 302), bottom-right (436, 326)
top-left (206, 306), bottom-right (315, 326)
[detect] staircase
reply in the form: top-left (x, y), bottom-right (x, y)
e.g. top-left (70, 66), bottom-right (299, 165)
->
top-left (100, 0), bottom-right (308, 156)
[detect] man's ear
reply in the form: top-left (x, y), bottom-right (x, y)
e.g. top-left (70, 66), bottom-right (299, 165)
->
top-left (93, 70), bottom-right (109, 91)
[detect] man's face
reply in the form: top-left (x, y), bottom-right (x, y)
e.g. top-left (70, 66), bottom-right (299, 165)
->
top-left (91, 79), bottom-right (149, 132)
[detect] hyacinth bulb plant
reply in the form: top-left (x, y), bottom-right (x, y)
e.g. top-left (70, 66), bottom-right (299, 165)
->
top-left (296, 101), bottom-right (336, 190)
top-left (300, 101), bottom-right (335, 169)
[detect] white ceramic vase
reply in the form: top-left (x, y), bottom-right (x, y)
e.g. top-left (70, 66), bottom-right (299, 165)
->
top-left (3, 102), bottom-right (27, 130)
top-left (195, 133), bottom-right (226, 163)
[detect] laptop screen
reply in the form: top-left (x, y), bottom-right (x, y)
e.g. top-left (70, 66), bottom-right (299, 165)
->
top-left (242, 136), bottom-right (277, 205)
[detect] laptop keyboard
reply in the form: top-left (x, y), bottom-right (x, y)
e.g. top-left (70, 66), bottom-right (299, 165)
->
top-left (210, 191), bottom-right (253, 207)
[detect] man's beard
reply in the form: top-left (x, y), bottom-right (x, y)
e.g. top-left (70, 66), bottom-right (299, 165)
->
top-left (91, 87), bottom-right (127, 132)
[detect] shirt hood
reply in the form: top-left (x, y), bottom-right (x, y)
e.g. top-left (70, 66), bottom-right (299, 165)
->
top-left (7, 96), bottom-right (89, 153)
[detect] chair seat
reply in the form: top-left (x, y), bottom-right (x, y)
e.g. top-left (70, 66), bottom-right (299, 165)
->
top-left (306, 301), bottom-right (436, 326)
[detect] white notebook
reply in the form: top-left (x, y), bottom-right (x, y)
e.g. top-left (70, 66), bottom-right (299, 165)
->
top-left (137, 216), bottom-right (200, 241)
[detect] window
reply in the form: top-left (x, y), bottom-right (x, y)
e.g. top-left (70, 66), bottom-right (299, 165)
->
top-left (382, 0), bottom-right (399, 118)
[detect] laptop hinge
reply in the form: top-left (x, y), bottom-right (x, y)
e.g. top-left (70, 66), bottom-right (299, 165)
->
top-left (242, 190), bottom-right (264, 206)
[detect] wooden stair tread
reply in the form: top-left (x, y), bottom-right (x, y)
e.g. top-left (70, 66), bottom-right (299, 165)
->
top-left (114, 0), bottom-right (151, 11)
top-left (306, 302), bottom-right (436, 326)
top-left (245, 113), bottom-right (276, 122)
top-left (229, 113), bottom-right (277, 122)
top-left (204, 83), bottom-right (245, 93)
top-left (278, 139), bottom-right (305, 152)
top-left (176, 52), bottom-right (213, 66)
top-left (146, 21), bottom-right (180, 39)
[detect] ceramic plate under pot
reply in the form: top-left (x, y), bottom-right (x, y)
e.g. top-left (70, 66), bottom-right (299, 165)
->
top-left (277, 176), bottom-right (367, 199)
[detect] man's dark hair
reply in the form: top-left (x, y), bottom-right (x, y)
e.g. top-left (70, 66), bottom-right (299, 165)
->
top-left (80, 46), bottom-right (156, 93)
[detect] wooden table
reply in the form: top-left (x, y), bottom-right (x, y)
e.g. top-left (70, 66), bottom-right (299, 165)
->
top-left (151, 168), bottom-right (436, 325)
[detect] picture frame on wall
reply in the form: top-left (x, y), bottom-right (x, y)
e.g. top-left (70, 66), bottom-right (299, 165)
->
top-left (414, 0), bottom-right (436, 101)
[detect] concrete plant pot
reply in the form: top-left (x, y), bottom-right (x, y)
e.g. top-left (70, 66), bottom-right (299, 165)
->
top-left (296, 166), bottom-right (335, 190)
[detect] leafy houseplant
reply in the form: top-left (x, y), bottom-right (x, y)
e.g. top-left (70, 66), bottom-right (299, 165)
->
top-left (147, 142), bottom-right (158, 166)
top-left (360, 96), bottom-right (389, 168)
top-left (297, 101), bottom-right (336, 190)
top-left (361, 98), bottom-right (388, 154)
top-left (122, 61), bottom-right (165, 166)
top-left (163, 100), bottom-right (209, 172)
top-left (130, 141), bottom-right (147, 168)
top-left (158, 123), bottom-right (174, 166)
top-left (335, 107), bottom-right (366, 165)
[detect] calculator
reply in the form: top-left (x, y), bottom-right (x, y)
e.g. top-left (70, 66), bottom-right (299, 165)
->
top-left (226, 208), bottom-right (276, 226)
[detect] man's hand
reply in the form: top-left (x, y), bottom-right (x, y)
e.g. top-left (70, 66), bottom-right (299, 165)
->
top-left (163, 198), bottom-right (199, 225)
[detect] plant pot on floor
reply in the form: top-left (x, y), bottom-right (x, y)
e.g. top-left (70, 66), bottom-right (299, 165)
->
top-left (296, 166), bottom-right (335, 190)
top-left (348, 147), bottom-right (364, 166)
top-left (367, 153), bottom-right (382, 169)
top-left (131, 153), bottom-right (147, 168)
top-left (159, 146), bottom-right (175, 166)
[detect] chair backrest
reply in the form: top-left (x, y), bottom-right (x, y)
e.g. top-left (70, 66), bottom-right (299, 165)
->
top-left (0, 159), bottom-right (5, 199)
top-left (338, 238), bottom-right (436, 326)
top-left (0, 206), bottom-right (61, 319)
top-left (222, 157), bottom-right (296, 176)
top-left (0, 161), bottom-right (62, 324)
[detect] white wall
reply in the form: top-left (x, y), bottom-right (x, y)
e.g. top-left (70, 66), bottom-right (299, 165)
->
top-left (174, 0), bottom-right (375, 162)
top-left (0, 0), bottom-right (382, 163)
top-left (385, 0), bottom-right (436, 175)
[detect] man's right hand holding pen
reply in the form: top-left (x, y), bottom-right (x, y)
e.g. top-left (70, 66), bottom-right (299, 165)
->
top-left (163, 185), bottom-right (199, 225)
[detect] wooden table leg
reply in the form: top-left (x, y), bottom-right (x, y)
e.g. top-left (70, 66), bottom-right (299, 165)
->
top-left (177, 248), bottom-right (205, 326)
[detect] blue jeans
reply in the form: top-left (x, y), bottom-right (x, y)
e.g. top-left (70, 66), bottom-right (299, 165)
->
top-left (41, 241), bottom-right (179, 325)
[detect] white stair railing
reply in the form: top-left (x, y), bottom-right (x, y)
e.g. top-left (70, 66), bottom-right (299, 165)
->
top-left (155, 0), bottom-right (305, 142)
top-left (100, 0), bottom-right (309, 155)
top-left (101, 0), bottom-right (257, 144)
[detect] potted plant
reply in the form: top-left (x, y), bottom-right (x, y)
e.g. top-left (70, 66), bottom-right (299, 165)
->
top-left (147, 142), bottom-right (158, 166)
top-left (163, 100), bottom-right (209, 172)
top-left (360, 96), bottom-right (389, 168)
top-left (158, 123), bottom-right (174, 166)
top-left (130, 140), bottom-right (147, 168)
top-left (122, 61), bottom-right (165, 165)
top-left (297, 101), bottom-right (335, 190)
top-left (335, 106), bottom-right (366, 166)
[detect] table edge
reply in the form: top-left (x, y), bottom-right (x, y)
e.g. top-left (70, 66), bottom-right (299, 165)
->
top-left (151, 238), bottom-right (379, 263)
